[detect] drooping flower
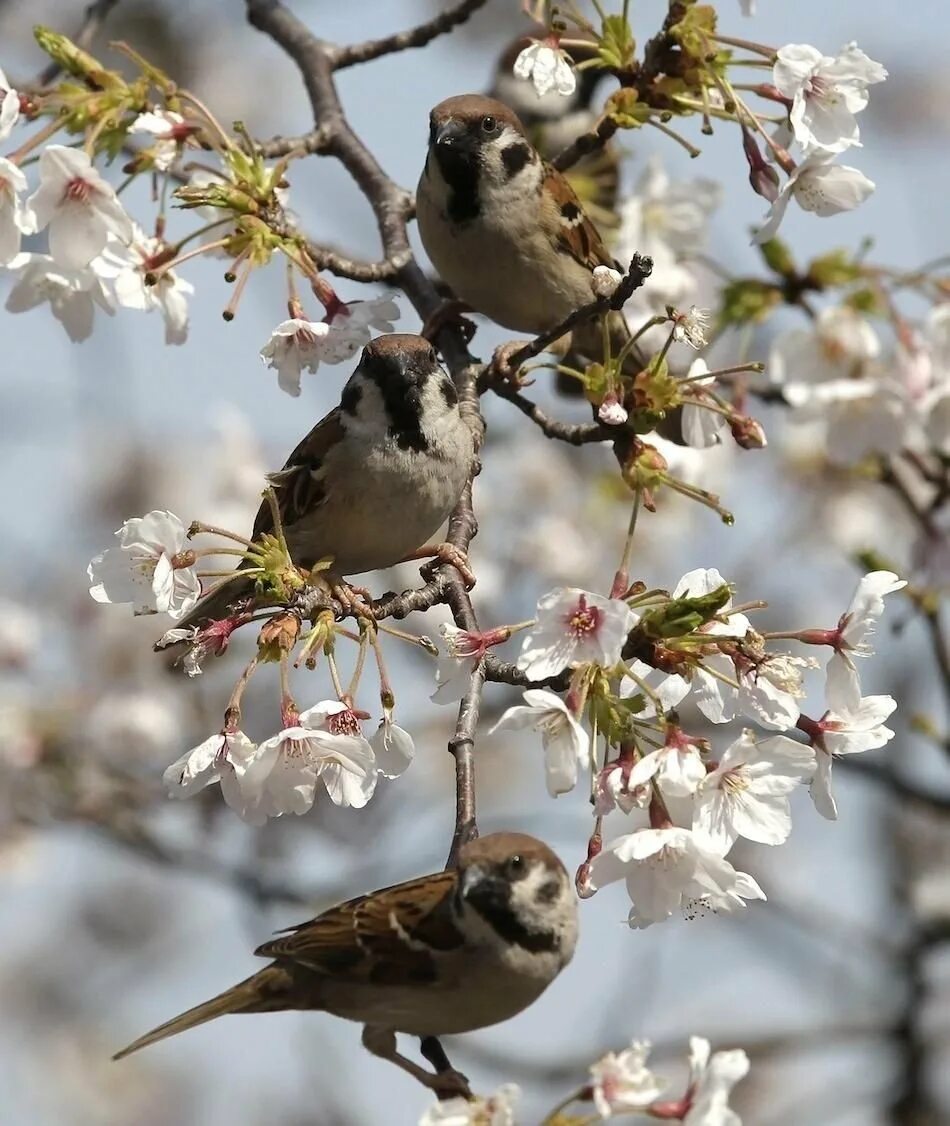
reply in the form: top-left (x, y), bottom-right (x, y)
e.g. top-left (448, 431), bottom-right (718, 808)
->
top-left (681, 359), bottom-right (727, 448)
top-left (5, 252), bottom-right (114, 342)
top-left (0, 157), bottom-right (35, 266)
top-left (432, 623), bottom-right (511, 704)
top-left (588, 827), bottom-right (766, 929)
top-left (94, 230), bottom-right (194, 345)
top-left (28, 145), bottom-right (133, 270)
top-left (692, 731), bottom-right (816, 855)
top-left (490, 688), bottom-right (590, 797)
top-left (418, 1083), bottom-right (520, 1126)
top-left (590, 1039), bottom-right (667, 1118)
top-left (672, 306), bottom-right (711, 350)
top-left (754, 153), bottom-right (874, 244)
top-left (517, 588), bottom-right (638, 680)
top-left (319, 294), bottom-right (401, 363)
top-left (0, 67), bottom-right (21, 140)
top-left (513, 38), bottom-right (577, 98)
top-left (826, 570), bottom-right (906, 709)
top-left (163, 729), bottom-right (263, 819)
top-left (628, 728), bottom-right (707, 797)
top-left (248, 702), bottom-right (378, 822)
top-left (773, 42), bottom-right (887, 153)
top-left (87, 510), bottom-right (201, 619)
top-left (128, 109), bottom-right (191, 171)
top-left (260, 318), bottom-right (332, 396)
top-left (370, 714), bottom-right (415, 779)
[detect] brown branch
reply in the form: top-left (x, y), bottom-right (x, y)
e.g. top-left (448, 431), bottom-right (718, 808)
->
top-left (500, 253), bottom-right (654, 372)
top-left (331, 0), bottom-right (490, 71)
top-left (245, 0), bottom-right (484, 862)
top-left (552, 113), bottom-right (621, 174)
top-left (255, 125), bottom-right (331, 158)
top-left (489, 384), bottom-right (609, 445)
top-left (304, 241), bottom-right (408, 282)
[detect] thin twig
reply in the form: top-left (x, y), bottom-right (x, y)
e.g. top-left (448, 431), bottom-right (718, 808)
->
top-left (490, 384), bottom-right (610, 445)
top-left (332, 0), bottom-right (490, 70)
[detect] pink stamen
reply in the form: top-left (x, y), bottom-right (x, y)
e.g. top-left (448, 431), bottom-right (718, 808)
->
top-left (565, 594), bottom-right (603, 638)
top-left (64, 177), bottom-right (92, 203)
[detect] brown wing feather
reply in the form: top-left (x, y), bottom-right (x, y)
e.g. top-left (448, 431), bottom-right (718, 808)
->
top-left (540, 164), bottom-right (616, 273)
top-left (254, 870), bottom-right (461, 984)
top-left (252, 408), bottom-right (345, 541)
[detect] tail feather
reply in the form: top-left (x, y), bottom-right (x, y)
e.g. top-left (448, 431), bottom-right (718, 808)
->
top-left (112, 967), bottom-right (290, 1060)
top-left (155, 573), bottom-right (256, 649)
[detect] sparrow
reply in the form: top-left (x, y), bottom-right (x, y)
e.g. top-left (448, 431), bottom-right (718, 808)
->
top-left (489, 36), bottom-right (619, 226)
top-left (171, 333), bottom-right (474, 631)
top-left (113, 832), bottom-right (578, 1096)
top-left (417, 95), bottom-right (616, 335)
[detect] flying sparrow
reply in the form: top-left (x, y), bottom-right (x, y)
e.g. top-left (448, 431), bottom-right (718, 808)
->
top-left (416, 93), bottom-right (630, 349)
top-left (489, 36), bottom-right (619, 225)
top-left (171, 333), bottom-right (474, 631)
top-left (113, 832), bottom-right (578, 1096)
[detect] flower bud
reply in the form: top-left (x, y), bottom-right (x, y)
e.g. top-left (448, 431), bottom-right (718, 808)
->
top-left (730, 415), bottom-right (768, 449)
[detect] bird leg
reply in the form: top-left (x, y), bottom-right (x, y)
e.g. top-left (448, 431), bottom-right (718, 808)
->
top-left (362, 1026), bottom-right (472, 1099)
top-left (403, 543), bottom-right (476, 590)
top-left (421, 298), bottom-right (477, 347)
top-left (306, 569), bottom-right (375, 622)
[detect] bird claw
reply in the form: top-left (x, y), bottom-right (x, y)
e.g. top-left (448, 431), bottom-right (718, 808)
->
top-left (420, 543), bottom-right (476, 590)
top-left (422, 299), bottom-right (477, 347)
top-left (489, 341), bottom-right (533, 387)
top-left (429, 1068), bottom-right (473, 1100)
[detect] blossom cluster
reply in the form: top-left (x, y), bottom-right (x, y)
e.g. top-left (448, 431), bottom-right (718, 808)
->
top-left (437, 569), bottom-right (904, 929)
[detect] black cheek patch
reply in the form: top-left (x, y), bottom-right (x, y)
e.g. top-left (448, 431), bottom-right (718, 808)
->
top-left (501, 143), bottom-right (532, 179)
top-left (340, 381), bottom-right (362, 415)
top-left (440, 378), bottom-right (458, 408)
top-left (536, 879), bottom-right (561, 906)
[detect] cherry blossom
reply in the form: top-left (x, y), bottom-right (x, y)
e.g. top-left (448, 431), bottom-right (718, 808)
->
top-left (517, 588), bottom-right (638, 680)
top-left (683, 1037), bottom-right (750, 1126)
top-left (95, 230), bottom-right (194, 344)
top-left (0, 68), bottom-right (19, 140)
top-left (621, 659), bottom-right (691, 718)
top-left (513, 39), bottom-right (576, 98)
top-left (681, 359), bottom-right (727, 448)
top-left (370, 715), bottom-right (415, 779)
top-left (128, 109), bottom-right (189, 171)
top-left (598, 391), bottom-right (629, 426)
top-left (692, 731), bottom-right (816, 854)
top-left (826, 570), bottom-right (906, 709)
top-left (588, 827), bottom-right (766, 929)
top-left (5, 252), bottom-right (114, 342)
top-left (491, 688), bottom-right (590, 797)
top-left (774, 43), bottom-right (887, 154)
top-left (628, 729), bottom-right (707, 797)
top-left (803, 693), bottom-right (897, 820)
top-left (319, 294), bottom-right (401, 363)
top-left (87, 510), bottom-right (201, 619)
top-left (589, 1039), bottom-right (666, 1117)
top-left (754, 154), bottom-right (874, 244)
top-left (248, 702), bottom-right (378, 822)
top-left (418, 1083), bottom-right (519, 1126)
top-left (163, 730), bottom-right (262, 819)
top-left (592, 265), bottom-right (623, 298)
top-left (28, 146), bottom-right (133, 270)
top-left (673, 306), bottom-right (711, 350)
top-left (595, 759), bottom-right (649, 816)
top-left (0, 158), bottom-right (35, 266)
top-left (260, 317), bottom-right (333, 396)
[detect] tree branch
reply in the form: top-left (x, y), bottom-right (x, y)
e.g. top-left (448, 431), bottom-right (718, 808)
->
top-left (489, 383), bottom-right (609, 445)
top-left (332, 0), bottom-right (490, 71)
top-left (245, 0), bottom-right (485, 864)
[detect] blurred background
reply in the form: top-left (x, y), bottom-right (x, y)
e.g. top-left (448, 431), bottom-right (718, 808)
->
top-left (0, 1), bottom-right (948, 1123)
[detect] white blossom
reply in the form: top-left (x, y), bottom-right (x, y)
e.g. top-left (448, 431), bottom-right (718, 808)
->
top-left (673, 306), bottom-right (711, 350)
top-left (620, 659), bottom-right (691, 719)
top-left (28, 145), bottom-right (133, 270)
top-left (684, 1037), bottom-right (750, 1126)
top-left (827, 570), bottom-right (906, 709)
top-left (418, 1083), bottom-right (519, 1126)
top-left (681, 359), bottom-right (727, 448)
top-left (94, 230), bottom-right (194, 344)
top-left (807, 693), bottom-right (897, 820)
top-left (320, 294), bottom-right (401, 363)
top-left (370, 716), bottom-right (415, 779)
top-left (491, 689), bottom-right (589, 797)
top-left (754, 154), bottom-right (874, 244)
top-left (590, 1039), bottom-right (666, 1118)
top-left (432, 624), bottom-right (494, 704)
top-left (592, 265), bottom-right (623, 298)
top-left (598, 391), bottom-right (628, 426)
top-left (0, 67), bottom-right (20, 140)
top-left (617, 157), bottom-right (721, 266)
top-left (513, 40), bottom-right (576, 98)
top-left (163, 730), bottom-right (264, 820)
top-left (628, 731), bottom-right (707, 797)
top-left (588, 827), bottom-right (766, 929)
top-left (0, 157), bottom-right (35, 265)
top-left (87, 510), bottom-right (200, 619)
top-left (5, 252), bottom-right (114, 342)
top-left (517, 588), bottom-right (637, 680)
top-left (692, 731), bottom-right (815, 854)
top-left (248, 702), bottom-right (378, 822)
top-left (260, 318), bottom-right (332, 396)
top-left (773, 42), bottom-right (887, 154)
top-left (128, 109), bottom-right (187, 171)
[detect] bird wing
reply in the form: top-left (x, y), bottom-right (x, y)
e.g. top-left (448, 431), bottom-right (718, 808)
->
top-left (540, 163), bottom-right (617, 273)
top-left (254, 870), bottom-right (463, 985)
top-left (251, 407), bottom-right (345, 541)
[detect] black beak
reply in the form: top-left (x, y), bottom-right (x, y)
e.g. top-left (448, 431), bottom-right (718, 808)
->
top-left (435, 120), bottom-right (467, 148)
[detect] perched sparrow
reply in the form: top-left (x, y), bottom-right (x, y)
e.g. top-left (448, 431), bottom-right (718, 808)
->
top-left (172, 333), bottom-right (474, 630)
top-left (489, 36), bottom-right (619, 225)
top-left (113, 832), bottom-right (578, 1095)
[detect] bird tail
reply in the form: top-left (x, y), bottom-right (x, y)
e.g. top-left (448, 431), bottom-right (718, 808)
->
top-left (154, 572), bottom-right (256, 649)
top-left (112, 965), bottom-right (293, 1060)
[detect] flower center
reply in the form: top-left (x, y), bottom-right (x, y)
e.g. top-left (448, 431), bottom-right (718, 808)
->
top-left (720, 769), bottom-right (748, 794)
top-left (64, 177), bottom-right (92, 203)
top-left (565, 595), bottom-right (602, 638)
top-left (327, 709), bottom-right (361, 737)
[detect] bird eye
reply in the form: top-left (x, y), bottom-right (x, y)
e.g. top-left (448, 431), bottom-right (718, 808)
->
top-left (481, 114), bottom-right (497, 134)
top-left (506, 854), bottom-right (526, 877)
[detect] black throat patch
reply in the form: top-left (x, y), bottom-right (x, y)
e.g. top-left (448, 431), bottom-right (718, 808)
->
top-left (430, 149), bottom-right (481, 225)
top-left (370, 368), bottom-right (430, 453)
top-left (466, 879), bottom-right (560, 954)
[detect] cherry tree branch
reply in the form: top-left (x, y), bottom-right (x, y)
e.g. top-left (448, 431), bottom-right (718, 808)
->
top-left (487, 383), bottom-right (610, 445)
top-left (245, 0), bottom-right (484, 864)
top-left (331, 0), bottom-right (490, 70)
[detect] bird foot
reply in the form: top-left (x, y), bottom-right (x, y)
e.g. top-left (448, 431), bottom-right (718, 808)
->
top-left (410, 543), bottom-right (476, 590)
top-left (331, 580), bottom-right (375, 622)
top-left (428, 1068), bottom-right (473, 1100)
top-left (489, 340), bottom-right (533, 387)
top-left (422, 299), bottom-right (477, 347)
